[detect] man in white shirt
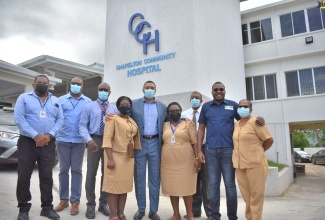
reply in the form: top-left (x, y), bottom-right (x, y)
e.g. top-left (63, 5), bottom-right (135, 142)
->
top-left (181, 91), bottom-right (211, 219)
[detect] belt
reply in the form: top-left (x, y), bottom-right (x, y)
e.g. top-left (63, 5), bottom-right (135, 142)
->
top-left (90, 134), bottom-right (103, 139)
top-left (142, 134), bottom-right (159, 140)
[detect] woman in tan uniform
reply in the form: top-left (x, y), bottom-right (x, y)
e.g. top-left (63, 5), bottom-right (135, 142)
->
top-left (232, 99), bottom-right (273, 220)
top-left (161, 102), bottom-right (201, 220)
top-left (102, 96), bottom-right (141, 220)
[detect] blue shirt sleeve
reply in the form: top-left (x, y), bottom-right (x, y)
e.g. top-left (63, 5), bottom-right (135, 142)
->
top-left (49, 98), bottom-right (64, 137)
top-left (79, 103), bottom-right (92, 143)
top-left (14, 94), bottom-right (38, 138)
top-left (198, 102), bottom-right (208, 125)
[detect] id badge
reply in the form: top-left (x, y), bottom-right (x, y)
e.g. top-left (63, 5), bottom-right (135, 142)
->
top-left (171, 135), bottom-right (176, 144)
top-left (102, 116), bottom-right (106, 124)
top-left (40, 109), bottom-right (46, 118)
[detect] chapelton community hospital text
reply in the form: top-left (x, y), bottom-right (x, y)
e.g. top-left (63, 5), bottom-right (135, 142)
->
top-left (115, 52), bottom-right (176, 70)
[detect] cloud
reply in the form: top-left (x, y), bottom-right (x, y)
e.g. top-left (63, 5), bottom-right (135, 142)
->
top-left (0, 0), bottom-right (106, 64)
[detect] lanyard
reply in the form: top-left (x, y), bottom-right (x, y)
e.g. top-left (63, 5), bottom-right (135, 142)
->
top-left (170, 119), bottom-right (180, 134)
top-left (38, 96), bottom-right (49, 109)
top-left (97, 100), bottom-right (107, 112)
top-left (69, 97), bottom-right (81, 109)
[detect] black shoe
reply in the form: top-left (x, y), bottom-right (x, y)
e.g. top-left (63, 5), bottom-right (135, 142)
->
top-left (40, 209), bottom-right (60, 220)
top-left (17, 212), bottom-right (29, 220)
top-left (85, 206), bottom-right (95, 219)
top-left (133, 211), bottom-right (145, 220)
top-left (98, 203), bottom-right (110, 216)
top-left (148, 212), bottom-right (160, 220)
top-left (184, 214), bottom-right (201, 218)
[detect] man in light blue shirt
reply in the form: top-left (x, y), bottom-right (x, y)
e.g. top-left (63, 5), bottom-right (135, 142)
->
top-left (14, 74), bottom-right (63, 220)
top-left (54, 77), bottom-right (91, 216)
top-left (79, 82), bottom-right (119, 219)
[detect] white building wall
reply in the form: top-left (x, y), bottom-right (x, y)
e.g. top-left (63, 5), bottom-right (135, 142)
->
top-left (242, 0), bottom-right (325, 166)
top-left (104, 0), bottom-right (245, 103)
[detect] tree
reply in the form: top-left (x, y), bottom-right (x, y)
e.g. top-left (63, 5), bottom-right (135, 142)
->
top-left (292, 131), bottom-right (310, 149)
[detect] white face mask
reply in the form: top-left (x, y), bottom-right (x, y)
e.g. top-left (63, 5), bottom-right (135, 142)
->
top-left (237, 107), bottom-right (250, 118)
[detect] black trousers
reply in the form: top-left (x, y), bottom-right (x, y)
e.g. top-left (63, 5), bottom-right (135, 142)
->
top-left (16, 135), bottom-right (55, 213)
top-left (192, 145), bottom-right (211, 217)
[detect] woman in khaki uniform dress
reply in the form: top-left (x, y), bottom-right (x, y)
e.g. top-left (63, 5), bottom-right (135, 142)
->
top-left (161, 102), bottom-right (201, 220)
top-left (232, 99), bottom-right (273, 220)
top-left (102, 96), bottom-right (141, 220)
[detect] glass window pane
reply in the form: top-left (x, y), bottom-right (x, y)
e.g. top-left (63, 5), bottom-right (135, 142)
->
top-left (286, 71), bottom-right (300, 97)
top-left (314, 66), bottom-right (325, 94)
top-left (245, 78), bottom-right (254, 100)
top-left (265, 74), bottom-right (278, 99)
top-left (299, 69), bottom-right (314, 95)
top-left (242, 24), bottom-right (249, 45)
top-left (261, 18), bottom-right (273, 41)
top-left (280, 13), bottom-right (293, 37)
top-left (250, 21), bottom-right (261, 43)
top-left (307, 7), bottom-right (323, 31)
top-left (253, 76), bottom-right (265, 100)
top-left (321, 9), bottom-right (325, 28)
top-left (292, 10), bottom-right (306, 34)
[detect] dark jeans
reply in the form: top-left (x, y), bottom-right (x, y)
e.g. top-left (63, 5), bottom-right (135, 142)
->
top-left (16, 135), bottom-right (56, 213)
top-left (192, 146), bottom-right (211, 217)
top-left (205, 147), bottom-right (237, 220)
top-left (85, 136), bottom-right (107, 207)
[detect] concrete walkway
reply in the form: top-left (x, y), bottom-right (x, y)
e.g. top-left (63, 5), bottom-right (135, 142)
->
top-left (0, 160), bottom-right (324, 220)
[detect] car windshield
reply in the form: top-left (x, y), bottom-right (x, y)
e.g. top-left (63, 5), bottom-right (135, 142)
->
top-left (0, 110), bottom-right (16, 126)
top-left (297, 151), bottom-right (309, 155)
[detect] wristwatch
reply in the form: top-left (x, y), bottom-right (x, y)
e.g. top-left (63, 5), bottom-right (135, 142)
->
top-left (46, 133), bottom-right (54, 140)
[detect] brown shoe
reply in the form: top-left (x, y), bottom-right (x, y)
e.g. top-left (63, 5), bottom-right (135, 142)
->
top-left (70, 203), bottom-right (79, 215)
top-left (54, 200), bottom-right (69, 212)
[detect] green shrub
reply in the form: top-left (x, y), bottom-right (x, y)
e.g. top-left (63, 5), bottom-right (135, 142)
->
top-left (268, 160), bottom-right (286, 172)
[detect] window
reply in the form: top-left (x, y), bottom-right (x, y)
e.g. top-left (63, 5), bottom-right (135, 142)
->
top-left (245, 74), bottom-right (278, 100)
top-left (241, 18), bottom-right (273, 45)
top-left (307, 7), bottom-right (325, 32)
top-left (280, 10), bottom-right (306, 37)
top-left (242, 24), bottom-right (249, 45)
top-left (280, 8), bottom-right (325, 37)
top-left (285, 67), bottom-right (325, 97)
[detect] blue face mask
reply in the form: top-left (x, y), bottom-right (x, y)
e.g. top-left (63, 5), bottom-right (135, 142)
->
top-left (70, 84), bottom-right (81, 94)
top-left (190, 98), bottom-right (201, 108)
top-left (98, 91), bottom-right (109, 101)
top-left (144, 89), bottom-right (155, 99)
top-left (237, 107), bottom-right (250, 118)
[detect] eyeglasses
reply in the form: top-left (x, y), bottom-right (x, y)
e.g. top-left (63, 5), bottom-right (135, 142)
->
top-left (238, 105), bottom-right (249, 108)
top-left (71, 82), bottom-right (81, 86)
top-left (169, 110), bottom-right (181, 114)
top-left (213, 88), bottom-right (225, 92)
top-left (98, 88), bottom-right (109, 92)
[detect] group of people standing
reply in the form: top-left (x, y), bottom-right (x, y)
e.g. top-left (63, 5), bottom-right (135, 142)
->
top-left (14, 74), bottom-right (273, 220)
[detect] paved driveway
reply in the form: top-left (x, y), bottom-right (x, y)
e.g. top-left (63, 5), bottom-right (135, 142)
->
top-left (0, 157), bottom-right (324, 220)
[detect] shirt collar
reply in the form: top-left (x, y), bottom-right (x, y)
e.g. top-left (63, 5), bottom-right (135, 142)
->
top-left (97, 99), bottom-right (109, 105)
top-left (143, 97), bottom-right (156, 103)
top-left (67, 92), bottom-right (84, 99)
top-left (210, 99), bottom-right (227, 106)
top-left (29, 90), bottom-right (52, 97)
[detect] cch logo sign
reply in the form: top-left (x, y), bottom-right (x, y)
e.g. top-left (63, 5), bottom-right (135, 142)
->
top-left (318, 1), bottom-right (325, 8)
top-left (128, 13), bottom-right (159, 54)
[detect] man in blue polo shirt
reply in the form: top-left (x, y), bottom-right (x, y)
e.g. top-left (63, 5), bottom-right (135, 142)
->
top-left (197, 82), bottom-right (240, 220)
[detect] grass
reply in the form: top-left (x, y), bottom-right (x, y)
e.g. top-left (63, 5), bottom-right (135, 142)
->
top-left (268, 160), bottom-right (286, 172)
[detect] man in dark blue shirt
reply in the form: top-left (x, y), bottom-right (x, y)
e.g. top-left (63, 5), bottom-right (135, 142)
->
top-left (197, 82), bottom-right (240, 220)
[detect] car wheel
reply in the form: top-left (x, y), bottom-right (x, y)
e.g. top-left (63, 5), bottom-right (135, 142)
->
top-left (297, 158), bottom-right (302, 163)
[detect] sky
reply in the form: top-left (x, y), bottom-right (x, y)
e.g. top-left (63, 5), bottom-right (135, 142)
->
top-left (0, 0), bottom-right (282, 66)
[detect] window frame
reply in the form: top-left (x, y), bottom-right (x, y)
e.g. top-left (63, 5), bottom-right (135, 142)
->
top-left (245, 73), bottom-right (278, 101)
top-left (241, 17), bottom-right (273, 45)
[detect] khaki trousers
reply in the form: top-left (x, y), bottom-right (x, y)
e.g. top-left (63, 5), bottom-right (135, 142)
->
top-left (236, 166), bottom-right (268, 220)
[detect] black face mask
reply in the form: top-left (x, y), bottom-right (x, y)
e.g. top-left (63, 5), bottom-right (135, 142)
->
top-left (169, 112), bottom-right (181, 122)
top-left (118, 106), bottom-right (131, 115)
top-left (35, 84), bottom-right (48, 95)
